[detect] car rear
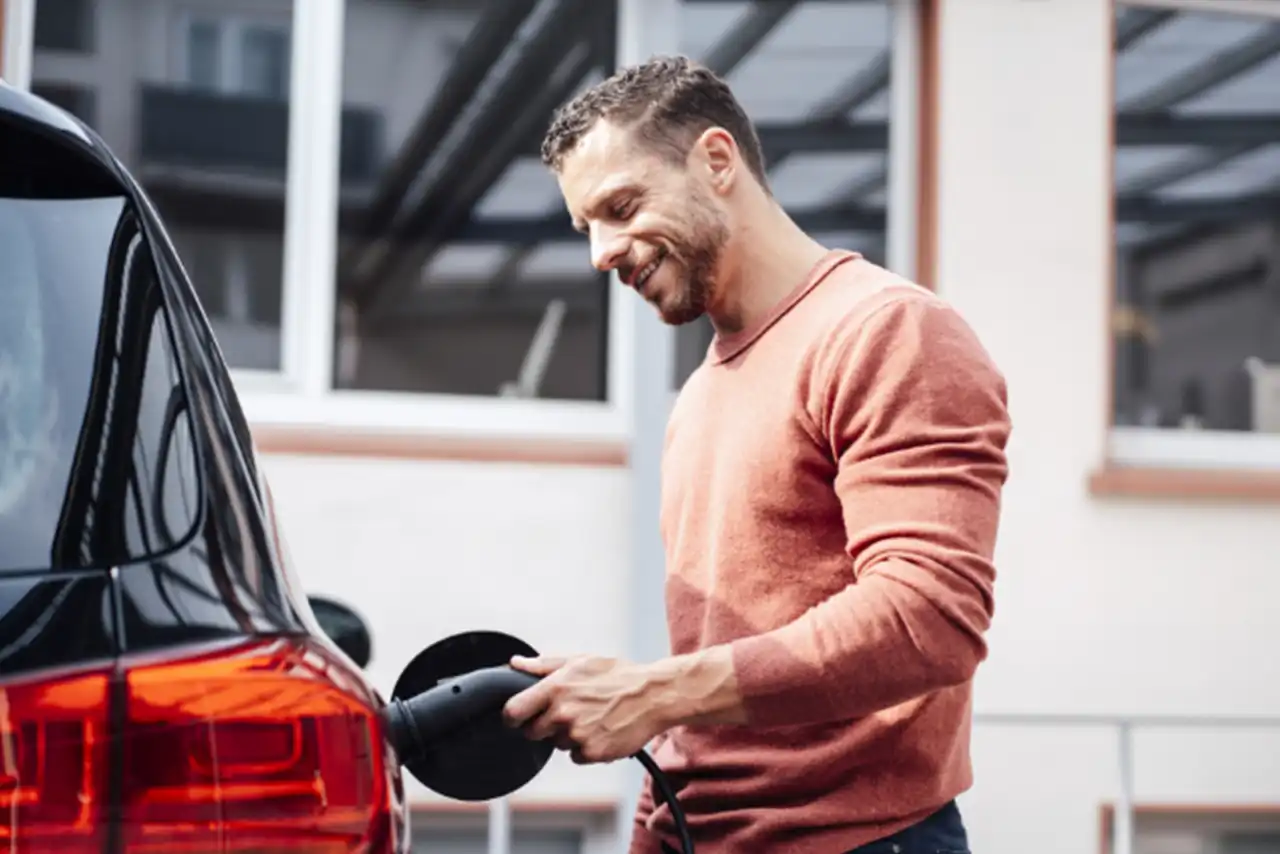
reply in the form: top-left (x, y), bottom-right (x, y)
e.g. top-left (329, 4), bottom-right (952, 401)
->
top-left (0, 82), bottom-right (407, 852)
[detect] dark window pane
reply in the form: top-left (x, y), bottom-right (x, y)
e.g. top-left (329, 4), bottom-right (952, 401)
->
top-left (333, 0), bottom-right (616, 401)
top-left (0, 121), bottom-right (200, 573)
top-left (31, 2), bottom-right (296, 372)
top-left (33, 0), bottom-right (93, 53)
top-left (671, 0), bottom-right (895, 389)
top-left (1112, 4), bottom-right (1280, 432)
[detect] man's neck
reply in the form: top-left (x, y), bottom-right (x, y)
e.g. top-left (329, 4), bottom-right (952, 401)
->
top-left (707, 204), bottom-right (832, 337)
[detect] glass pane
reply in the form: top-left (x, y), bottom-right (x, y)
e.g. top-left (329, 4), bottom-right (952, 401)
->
top-left (0, 122), bottom-right (201, 574)
top-left (671, 0), bottom-right (896, 389)
top-left (187, 20), bottom-right (221, 91)
top-left (241, 26), bottom-right (291, 100)
top-left (31, 2), bottom-right (296, 373)
top-left (333, 1), bottom-right (616, 401)
top-left (1111, 4), bottom-right (1280, 433)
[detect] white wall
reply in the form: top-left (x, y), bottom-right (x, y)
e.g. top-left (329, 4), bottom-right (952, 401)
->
top-left (934, 0), bottom-right (1280, 852)
top-left (261, 452), bottom-right (633, 807)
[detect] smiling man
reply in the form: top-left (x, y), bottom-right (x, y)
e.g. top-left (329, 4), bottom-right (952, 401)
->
top-left (502, 56), bottom-right (1011, 854)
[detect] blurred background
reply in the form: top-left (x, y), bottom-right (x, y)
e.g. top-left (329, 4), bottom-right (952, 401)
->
top-left (3, 0), bottom-right (1279, 851)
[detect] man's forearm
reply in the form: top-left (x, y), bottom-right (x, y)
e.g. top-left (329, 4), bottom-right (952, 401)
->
top-left (645, 645), bottom-right (748, 729)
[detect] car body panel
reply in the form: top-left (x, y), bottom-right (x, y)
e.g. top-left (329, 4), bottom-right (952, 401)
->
top-left (0, 79), bottom-right (408, 851)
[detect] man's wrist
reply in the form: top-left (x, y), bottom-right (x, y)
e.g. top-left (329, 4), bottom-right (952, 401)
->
top-left (646, 644), bottom-right (748, 728)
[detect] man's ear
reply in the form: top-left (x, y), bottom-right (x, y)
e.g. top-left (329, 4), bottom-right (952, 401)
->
top-left (693, 127), bottom-right (739, 195)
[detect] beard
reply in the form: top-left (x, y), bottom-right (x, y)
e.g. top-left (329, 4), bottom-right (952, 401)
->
top-left (651, 189), bottom-right (729, 327)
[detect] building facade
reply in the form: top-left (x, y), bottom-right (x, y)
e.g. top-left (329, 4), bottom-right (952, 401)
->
top-left (3, 0), bottom-right (1279, 852)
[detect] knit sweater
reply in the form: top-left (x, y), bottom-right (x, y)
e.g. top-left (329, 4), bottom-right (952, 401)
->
top-left (630, 251), bottom-right (1011, 854)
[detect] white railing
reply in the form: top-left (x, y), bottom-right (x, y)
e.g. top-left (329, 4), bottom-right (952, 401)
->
top-left (973, 712), bottom-right (1280, 854)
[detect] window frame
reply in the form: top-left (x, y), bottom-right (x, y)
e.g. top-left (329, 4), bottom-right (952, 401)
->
top-left (8, 0), bottom-right (928, 451)
top-left (1101, 0), bottom-right (1280, 488)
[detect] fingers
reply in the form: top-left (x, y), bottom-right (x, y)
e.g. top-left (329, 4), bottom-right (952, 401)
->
top-left (502, 655), bottom-right (566, 728)
top-left (502, 682), bottom-right (549, 729)
top-left (509, 654), bottom-right (566, 676)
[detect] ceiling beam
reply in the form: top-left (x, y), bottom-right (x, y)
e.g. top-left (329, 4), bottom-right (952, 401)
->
top-left (337, 0), bottom-right (539, 276)
top-left (453, 191), bottom-right (1280, 245)
top-left (1118, 191), bottom-right (1280, 225)
top-left (340, 0), bottom-right (598, 311)
top-left (1114, 7), bottom-right (1175, 51)
top-left (1122, 22), bottom-right (1280, 112)
top-left (354, 0), bottom-right (603, 318)
top-left (749, 114), bottom-right (1280, 153)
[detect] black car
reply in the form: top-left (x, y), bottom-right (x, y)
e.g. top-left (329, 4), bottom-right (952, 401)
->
top-left (0, 80), bottom-right (408, 851)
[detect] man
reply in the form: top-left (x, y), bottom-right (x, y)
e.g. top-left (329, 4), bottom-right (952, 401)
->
top-left (503, 56), bottom-right (1010, 854)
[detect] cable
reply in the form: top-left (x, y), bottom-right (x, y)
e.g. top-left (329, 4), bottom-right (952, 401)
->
top-left (634, 748), bottom-right (695, 854)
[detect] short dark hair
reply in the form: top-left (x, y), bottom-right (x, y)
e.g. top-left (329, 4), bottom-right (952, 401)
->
top-left (540, 55), bottom-right (769, 188)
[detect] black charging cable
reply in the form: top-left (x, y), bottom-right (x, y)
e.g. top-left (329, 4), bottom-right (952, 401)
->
top-left (382, 665), bottom-right (696, 854)
top-left (634, 746), bottom-right (695, 854)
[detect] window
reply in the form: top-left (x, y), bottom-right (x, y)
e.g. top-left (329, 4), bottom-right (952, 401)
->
top-left (0, 116), bottom-right (200, 573)
top-left (32, 0), bottom-right (92, 53)
top-left (672, 0), bottom-right (914, 388)
top-left (29, 0), bottom-right (296, 374)
top-left (184, 17), bottom-right (292, 100)
top-left (409, 808), bottom-right (596, 854)
top-left (1110, 0), bottom-right (1280, 468)
top-left (13, 0), bottom-right (923, 445)
top-left (411, 828), bottom-right (582, 854)
top-left (332, 0), bottom-right (617, 401)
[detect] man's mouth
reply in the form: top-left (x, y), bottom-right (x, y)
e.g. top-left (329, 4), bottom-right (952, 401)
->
top-left (632, 250), bottom-right (667, 291)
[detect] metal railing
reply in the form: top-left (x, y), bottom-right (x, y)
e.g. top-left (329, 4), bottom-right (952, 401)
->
top-left (973, 712), bottom-right (1280, 854)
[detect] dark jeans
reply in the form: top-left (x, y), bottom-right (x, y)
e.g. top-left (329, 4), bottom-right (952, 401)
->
top-left (660, 799), bottom-right (969, 854)
top-left (844, 800), bottom-right (969, 853)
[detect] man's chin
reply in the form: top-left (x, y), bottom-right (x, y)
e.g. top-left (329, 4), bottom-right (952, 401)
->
top-left (641, 282), bottom-right (704, 326)
top-left (655, 303), bottom-right (704, 326)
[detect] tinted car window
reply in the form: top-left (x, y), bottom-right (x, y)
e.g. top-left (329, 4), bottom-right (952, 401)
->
top-left (0, 119), bottom-right (201, 573)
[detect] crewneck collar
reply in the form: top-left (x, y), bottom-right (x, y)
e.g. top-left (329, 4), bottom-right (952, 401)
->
top-left (710, 249), bottom-right (861, 365)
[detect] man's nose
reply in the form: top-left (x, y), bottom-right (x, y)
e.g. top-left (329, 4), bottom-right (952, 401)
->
top-left (590, 226), bottom-right (629, 273)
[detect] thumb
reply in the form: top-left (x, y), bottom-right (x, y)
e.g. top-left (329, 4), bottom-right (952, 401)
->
top-left (510, 654), bottom-right (566, 676)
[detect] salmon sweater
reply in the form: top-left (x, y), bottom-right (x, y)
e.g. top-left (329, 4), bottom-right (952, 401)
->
top-left (630, 251), bottom-right (1011, 854)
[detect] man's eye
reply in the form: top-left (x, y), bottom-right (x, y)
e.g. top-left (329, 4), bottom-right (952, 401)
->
top-left (613, 201), bottom-right (637, 220)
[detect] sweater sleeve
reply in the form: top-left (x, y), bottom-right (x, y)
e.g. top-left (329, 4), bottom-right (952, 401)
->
top-left (728, 293), bottom-right (1011, 727)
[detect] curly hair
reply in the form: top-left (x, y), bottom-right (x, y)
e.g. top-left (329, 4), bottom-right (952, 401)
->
top-left (540, 55), bottom-right (769, 189)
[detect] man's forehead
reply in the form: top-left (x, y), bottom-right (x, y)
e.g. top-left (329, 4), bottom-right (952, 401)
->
top-left (557, 122), bottom-right (652, 210)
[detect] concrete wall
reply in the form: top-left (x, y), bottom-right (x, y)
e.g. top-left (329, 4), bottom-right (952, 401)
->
top-left (933, 1), bottom-right (1280, 852)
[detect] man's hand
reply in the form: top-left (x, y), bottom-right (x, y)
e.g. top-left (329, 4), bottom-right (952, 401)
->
top-left (501, 654), bottom-right (674, 764)
top-left (501, 647), bottom-right (747, 764)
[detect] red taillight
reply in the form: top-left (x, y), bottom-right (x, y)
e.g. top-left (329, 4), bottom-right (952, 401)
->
top-left (0, 637), bottom-right (393, 853)
top-left (0, 665), bottom-right (112, 852)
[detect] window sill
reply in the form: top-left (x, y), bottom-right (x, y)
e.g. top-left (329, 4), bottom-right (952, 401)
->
top-left (231, 376), bottom-right (638, 466)
top-left (251, 422), bottom-right (627, 467)
top-left (1094, 427), bottom-right (1280, 500)
top-left (1088, 465), bottom-right (1280, 502)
